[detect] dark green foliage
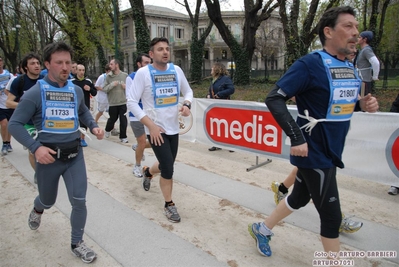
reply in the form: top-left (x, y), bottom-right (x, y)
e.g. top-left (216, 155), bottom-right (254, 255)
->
top-left (191, 80), bottom-right (399, 112)
top-left (185, 0), bottom-right (213, 84)
top-left (190, 41), bottom-right (205, 83)
top-left (229, 40), bottom-right (250, 85)
top-left (130, 0), bottom-right (150, 55)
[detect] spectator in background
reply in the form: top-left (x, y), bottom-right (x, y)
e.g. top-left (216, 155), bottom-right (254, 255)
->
top-left (71, 64), bottom-right (97, 147)
top-left (356, 31), bottom-right (380, 95)
top-left (94, 64), bottom-right (118, 136)
top-left (94, 64), bottom-right (111, 124)
top-left (102, 59), bottom-right (129, 143)
top-left (0, 56), bottom-right (15, 155)
top-left (40, 67), bottom-right (48, 77)
top-left (388, 95), bottom-right (399, 195)
top-left (126, 53), bottom-right (152, 178)
top-left (390, 94), bottom-right (399, 113)
top-left (207, 62), bottom-right (235, 152)
top-left (70, 61), bottom-right (77, 79)
top-left (14, 62), bottom-right (23, 76)
top-left (6, 53), bottom-right (42, 180)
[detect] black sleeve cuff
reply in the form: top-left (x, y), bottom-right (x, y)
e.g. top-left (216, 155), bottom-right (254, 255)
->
top-left (265, 85), bottom-right (306, 146)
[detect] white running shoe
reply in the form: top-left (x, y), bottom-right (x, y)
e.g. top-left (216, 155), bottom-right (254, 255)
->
top-left (28, 208), bottom-right (42, 230)
top-left (71, 240), bottom-right (97, 263)
top-left (388, 186), bottom-right (398, 195)
top-left (339, 213), bottom-right (363, 233)
top-left (133, 165), bottom-right (143, 178)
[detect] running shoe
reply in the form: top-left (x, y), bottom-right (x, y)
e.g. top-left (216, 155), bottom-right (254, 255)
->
top-left (339, 214), bottom-right (363, 233)
top-left (388, 186), bottom-right (398, 195)
top-left (111, 128), bottom-right (119, 136)
top-left (133, 165), bottom-right (143, 178)
top-left (71, 240), bottom-right (97, 264)
top-left (142, 166), bottom-right (152, 191)
top-left (132, 144), bottom-right (145, 161)
top-left (248, 222), bottom-right (273, 257)
top-left (105, 131), bottom-right (110, 138)
top-left (164, 204), bottom-right (181, 223)
top-left (6, 143), bottom-right (13, 152)
top-left (1, 144), bottom-right (8, 155)
top-left (28, 208), bottom-right (42, 230)
top-left (271, 181), bottom-right (287, 205)
top-left (120, 138), bottom-right (128, 143)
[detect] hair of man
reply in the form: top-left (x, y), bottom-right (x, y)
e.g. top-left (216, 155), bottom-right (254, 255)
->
top-left (76, 64), bottom-right (87, 78)
top-left (111, 59), bottom-right (121, 68)
top-left (149, 37), bottom-right (169, 51)
top-left (21, 53), bottom-right (41, 73)
top-left (43, 42), bottom-right (74, 64)
top-left (136, 53), bottom-right (151, 65)
top-left (318, 6), bottom-right (356, 46)
top-left (104, 63), bottom-right (111, 72)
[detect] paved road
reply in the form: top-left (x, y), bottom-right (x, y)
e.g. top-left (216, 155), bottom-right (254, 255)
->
top-left (3, 137), bottom-right (399, 266)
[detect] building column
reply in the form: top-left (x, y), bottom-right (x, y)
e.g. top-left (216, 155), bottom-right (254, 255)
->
top-left (257, 52), bottom-right (262, 70)
top-left (186, 49), bottom-right (191, 73)
top-left (209, 47), bottom-right (214, 62)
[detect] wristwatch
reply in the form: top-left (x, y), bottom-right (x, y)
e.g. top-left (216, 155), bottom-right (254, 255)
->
top-left (183, 102), bottom-right (191, 110)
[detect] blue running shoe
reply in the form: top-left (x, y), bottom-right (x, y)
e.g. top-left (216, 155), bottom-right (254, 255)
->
top-left (7, 143), bottom-right (13, 152)
top-left (1, 144), bottom-right (8, 155)
top-left (248, 223), bottom-right (272, 257)
top-left (80, 139), bottom-right (88, 147)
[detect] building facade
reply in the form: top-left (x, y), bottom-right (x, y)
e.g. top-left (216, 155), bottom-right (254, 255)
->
top-left (112, 5), bottom-right (285, 78)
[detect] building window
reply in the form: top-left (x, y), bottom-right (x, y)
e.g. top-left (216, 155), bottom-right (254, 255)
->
top-left (175, 28), bottom-right (184, 39)
top-left (158, 26), bottom-right (168, 38)
top-left (123, 26), bottom-right (129, 39)
top-left (221, 50), bottom-right (227, 59)
top-left (198, 28), bottom-right (205, 38)
top-left (203, 50), bottom-right (209, 59)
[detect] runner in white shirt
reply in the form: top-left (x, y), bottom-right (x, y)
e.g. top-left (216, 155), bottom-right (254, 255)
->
top-left (126, 37), bottom-right (193, 223)
top-left (0, 56), bottom-right (15, 155)
top-left (126, 53), bottom-right (152, 178)
top-left (94, 64), bottom-right (111, 124)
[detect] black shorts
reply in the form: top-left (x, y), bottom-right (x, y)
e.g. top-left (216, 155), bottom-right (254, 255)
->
top-left (0, 108), bottom-right (14, 121)
top-left (287, 167), bottom-right (342, 238)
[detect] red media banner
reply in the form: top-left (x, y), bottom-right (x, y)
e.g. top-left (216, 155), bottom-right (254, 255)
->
top-left (204, 106), bottom-right (283, 154)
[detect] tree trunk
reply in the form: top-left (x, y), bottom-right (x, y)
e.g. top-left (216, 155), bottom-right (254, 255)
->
top-left (204, 0), bottom-right (247, 84)
top-left (278, 0), bottom-right (339, 68)
top-left (181, 0), bottom-right (213, 83)
top-left (130, 0), bottom-right (151, 58)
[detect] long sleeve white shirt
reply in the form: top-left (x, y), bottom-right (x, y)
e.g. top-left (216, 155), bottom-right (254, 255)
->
top-left (126, 64), bottom-right (193, 135)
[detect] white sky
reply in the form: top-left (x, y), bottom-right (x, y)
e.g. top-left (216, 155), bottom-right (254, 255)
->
top-left (121, 0), bottom-right (244, 13)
